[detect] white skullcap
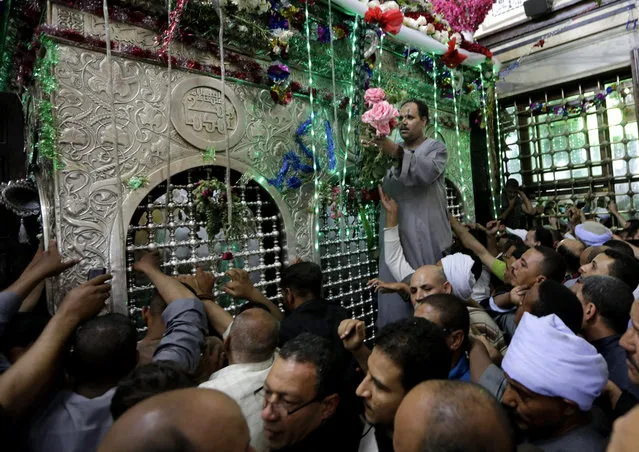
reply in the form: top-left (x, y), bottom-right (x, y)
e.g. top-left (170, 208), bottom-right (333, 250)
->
top-left (575, 221), bottom-right (612, 247)
top-left (503, 313), bottom-right (608, 411)
top-left (441, 253), bottom-right (476, 301)
top-left (505, 227), bottom-right (528, 243)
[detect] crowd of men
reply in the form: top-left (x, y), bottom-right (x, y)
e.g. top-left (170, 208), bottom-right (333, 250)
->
top-left (2, 99), bottom-right (639, 451)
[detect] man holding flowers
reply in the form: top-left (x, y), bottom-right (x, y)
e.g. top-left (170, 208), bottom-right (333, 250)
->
top-left (364, 92), bottom-right (451, 328)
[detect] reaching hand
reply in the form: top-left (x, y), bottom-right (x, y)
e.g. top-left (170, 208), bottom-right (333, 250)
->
top-left (378, 185), bottom-right (398, 227)
top-left (338, 319), bottom-right (366, 352)
top-left (509, 285), bottom-right (529, 307)
top-left (57, 274), bottom-right (112, 323)
top-left (290, 257), bottom-right (303, 265)
top-left (175, 268), bottom-right (216, 298)
top-left (608, 200), bottom-right (619, 214)
top-left (29, 240), bottom-right (79, 278)
top-left (133, 251), bottom-right (162, 273)
top-left (224, 268), bottom-right (255, 299)
top-left (367, 278), bottom-right (406, 294)
top-left (485, 220), bottom-right (501, 236)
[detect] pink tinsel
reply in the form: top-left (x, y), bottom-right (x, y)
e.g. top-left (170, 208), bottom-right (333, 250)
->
top-left (430, 0), bottom-right (493, 35)
top-left (158, 0), bottom-right (189, 55)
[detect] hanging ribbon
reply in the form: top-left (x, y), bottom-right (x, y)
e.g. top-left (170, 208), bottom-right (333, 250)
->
top-left (216, 3), bottom-right (234, 240)
top-left (102, 0), bottom-right (126, 291)
top-left (364, 7), bottom-right (404, 35)
top-left (441, 37), bottom-right (467, 69)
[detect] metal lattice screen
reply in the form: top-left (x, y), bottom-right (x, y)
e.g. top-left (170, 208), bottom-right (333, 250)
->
top-left (318, 179), bottom-right (464, 340)
top-left (126, 166), bottom-right (284, 328)
top-left (319, 201), bottom-right (379, 340)
top-left (447, 179), bottom-right (465, 221)
top-left (499, 72), bottom-right (638, 226)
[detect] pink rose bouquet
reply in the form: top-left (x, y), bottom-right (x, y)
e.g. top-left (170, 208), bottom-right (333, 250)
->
top-left (362, 100), bottom-right (399, 137)
top-left (364, 87), bottom-right (386, 107)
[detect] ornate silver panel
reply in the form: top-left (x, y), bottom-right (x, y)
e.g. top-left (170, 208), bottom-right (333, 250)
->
top-left (45, 43), bottom-right (314, 311)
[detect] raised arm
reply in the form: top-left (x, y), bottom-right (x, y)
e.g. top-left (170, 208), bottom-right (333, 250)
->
top-left (450, 215), bottom-right (496, 270)
top-left (1, 240), bottom-right (78, 336)
top-left (224, 269), bottom-right (283, 321)
top-left (338, 319), bottom-right (371, 374)
top-left (379, 186), bottom-right (414, 281)
top-left (134, 252), bottom-right (207, 373)
top-left (498, 196), bottom-right (517, 222)
top-left (175, 269), bottom-right (233, 337)
top-left (518, 191), bottom-right (534, 215)
top-left (609, 201), bottom-right (631, 229)
top-left (0, 274), bottom-right (111, 418)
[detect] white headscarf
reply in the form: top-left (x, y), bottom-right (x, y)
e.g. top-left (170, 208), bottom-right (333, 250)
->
top-left (505, 227), bottom-right (528, 243)
top-left (575, 221), bottom-right (612, 247)
top-left (441, 253), bottom-right (476, 301)
top-left (502, 313), bottom-right (608, 411)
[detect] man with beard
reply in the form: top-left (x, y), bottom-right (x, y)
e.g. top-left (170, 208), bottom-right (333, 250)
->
top-left (373, 99), bottom-right (451, 328)
top-left (502, 313), bottom-right (608, 451)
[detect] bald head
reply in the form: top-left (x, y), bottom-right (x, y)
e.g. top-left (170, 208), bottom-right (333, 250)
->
top-left (393, 380), bottom-right (514, 452)
top-left (580, 246), bottom-right (606, 266)
top-left (410, 265), bottom-right (451, 305)
top-left (227, 307), bottom-right (279, 364)
top-left (99, 388), bottom-right (252, 452)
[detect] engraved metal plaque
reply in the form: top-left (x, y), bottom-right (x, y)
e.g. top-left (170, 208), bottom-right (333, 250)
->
top-left (170, 76), bottom-right (246, 151)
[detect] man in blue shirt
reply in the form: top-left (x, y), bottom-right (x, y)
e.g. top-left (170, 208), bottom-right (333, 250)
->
top-left (413, 294), bottom-right (470, 381)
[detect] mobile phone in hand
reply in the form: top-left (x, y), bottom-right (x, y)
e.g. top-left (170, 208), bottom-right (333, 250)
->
top-left (87, 268), bottom-right (107, 280)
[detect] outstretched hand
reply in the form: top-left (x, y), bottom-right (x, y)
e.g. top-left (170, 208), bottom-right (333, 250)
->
top-left (378, 185), bottom-right (399, 228)
top-left (133, 251), bottom-right (162, 273)
top-left (338, 318), bottom-right (366, 352)
top-left (57, 274), bottom-right (112, 323)
top-left (28, 240), bottom-right (79, 279)
top-left (224, 268), bottom-right (255, 300)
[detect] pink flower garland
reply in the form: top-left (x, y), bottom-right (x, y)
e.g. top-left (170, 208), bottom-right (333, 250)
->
top-left (430, 0), bottom-right (493, 35)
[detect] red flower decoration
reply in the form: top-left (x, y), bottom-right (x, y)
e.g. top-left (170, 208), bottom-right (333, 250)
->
top-left (221, 252), bottom-right (233, 260)
top-left (364, 7), bottom-right (404, 35)
top-left (533, 39), bottom-right (545, 48)
top-left (440, 38), bottom-right (468, 69)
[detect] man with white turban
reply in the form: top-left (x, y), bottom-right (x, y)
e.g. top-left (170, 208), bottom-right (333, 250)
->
top-left (502, 313), bottom-right (608, 451)
top-left (575, 221), bottom-right (612, 247)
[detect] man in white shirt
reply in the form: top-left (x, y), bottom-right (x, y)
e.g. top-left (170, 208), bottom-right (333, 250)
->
top-left (200, 307), bottom-right (279, 452)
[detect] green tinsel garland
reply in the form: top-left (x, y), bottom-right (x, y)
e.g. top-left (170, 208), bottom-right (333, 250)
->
top-left (33, 36), bottom-right (61, 169)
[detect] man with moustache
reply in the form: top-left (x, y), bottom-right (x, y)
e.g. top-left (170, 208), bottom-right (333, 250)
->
top-left (372, 99), bottom-right (451, 328)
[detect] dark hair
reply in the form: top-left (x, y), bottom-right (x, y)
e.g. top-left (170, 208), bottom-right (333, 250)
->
top-left (532, 280), bottom-right (583, 334)
top-left (534, 246), bottom-right (566, 282)
top-left (603, 240), bottom-right (634, 257)
top-left (1, 313), bottom-right (48, 356)
top-left (509, 243), bottom-right (529, 260)
top-left (279, 333), bottom-right (339, 399)
top-left (417, 381), bottom-right (514, 452)
top-left (375, 318), bottom-right (450, 391)
top-left (419, 294), bottom-right (470, 351)
top-left (110, 361), bottom-right (197, 420)
top-left (67, 313), bottom-right (138, 383)
top-left (622, 220), bottom-right (639, 240)
top-left (604, 248), bottom-right (639, 290)
top-left (401, 99), bottom-right (429, 122)
top-left (280, 262), bottom-right (323, 299)
top-left (557, 243), bottom-right (582, 274)
top-left (534, 227), bottom-right (554, 248)
top-left (505, 179), bottom-right (519, 189)
top-left (582, 275), bottom-right (634, 334)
